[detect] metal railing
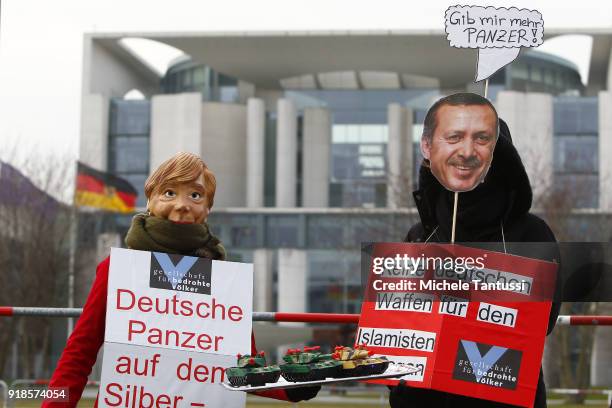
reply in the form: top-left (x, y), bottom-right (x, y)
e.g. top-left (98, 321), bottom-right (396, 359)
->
top-left (1, 307), bottom-right (612, 326)
top-left (549, 388), bottom-right (612, 405)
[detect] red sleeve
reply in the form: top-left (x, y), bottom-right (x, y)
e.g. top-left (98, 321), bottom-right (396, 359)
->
top-left (42, 257), bottom-right (110, 408)
top-left (249, 332), bottom-right (290, 401)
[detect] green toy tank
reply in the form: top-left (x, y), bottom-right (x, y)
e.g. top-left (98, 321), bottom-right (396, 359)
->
top-left (280, 346), bottom-right (343, 382)
top-left (331, 344), bottom-right (390, 377)
top-left (226, 351), bottom-right (281, 387)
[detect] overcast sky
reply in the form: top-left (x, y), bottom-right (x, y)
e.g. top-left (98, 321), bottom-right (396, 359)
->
top-left (1, 0), bottom-right (611, 164)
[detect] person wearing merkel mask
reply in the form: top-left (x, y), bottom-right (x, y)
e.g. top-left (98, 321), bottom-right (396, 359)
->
top-left (44, 152), bottom-right (319, 407)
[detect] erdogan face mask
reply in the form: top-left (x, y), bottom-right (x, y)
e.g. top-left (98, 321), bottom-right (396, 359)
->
top-left (421, 94), bottom-right (499, 192)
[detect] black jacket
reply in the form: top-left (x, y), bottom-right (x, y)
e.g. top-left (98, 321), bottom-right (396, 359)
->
top-left (390, 119), bottom-right (561, 408)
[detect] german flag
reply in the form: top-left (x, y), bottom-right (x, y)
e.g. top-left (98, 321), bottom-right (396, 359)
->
top-left (74, 162), bottom-right (138, 213)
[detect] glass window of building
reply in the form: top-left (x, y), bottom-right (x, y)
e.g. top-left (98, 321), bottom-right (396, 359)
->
top-left (286, 89), bottom-right (439, 207)
top-left (513, 63), bottom-right (529, 80)
top-left (160, 59), bottom-right (239, 103)
top-left (264, 112), bottom-right (277, 207)
top-left (553, 96), bottom-right (599, 208)
top-left (307, 216), bottom-right (346, 248)
top-left (266, 215), bottom-right (299, 247)
top-left (192, 67), bottom-right (206, 86)
top-left (531, 66), bottom-right (542, 82)
top-left (108, 99), bottom-right (151, 208)
top-left (307, 250), bottom-right (362, 314)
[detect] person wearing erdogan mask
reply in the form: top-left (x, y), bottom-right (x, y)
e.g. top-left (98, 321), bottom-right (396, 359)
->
top-left (389, 93), bottom-right (561, 407)
top-left (44, 152), bottom-right (319, 407)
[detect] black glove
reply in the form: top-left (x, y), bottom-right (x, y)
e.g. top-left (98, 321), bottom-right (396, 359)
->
top-left (285, 385), bottom-right (321, 402)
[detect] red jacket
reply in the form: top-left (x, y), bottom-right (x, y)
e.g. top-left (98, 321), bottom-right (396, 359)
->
top-left (42, 257), bottom-right (289, 407)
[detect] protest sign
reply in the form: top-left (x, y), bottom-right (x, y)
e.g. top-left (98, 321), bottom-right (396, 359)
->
top-left (98, 248), bottom-right (253, 408)
top-left (445, 5), bottom-right (544, 81)
top-left (358, 243), bottom-right (557, 407)
top-left (100, 343), bottom-right (244, 408)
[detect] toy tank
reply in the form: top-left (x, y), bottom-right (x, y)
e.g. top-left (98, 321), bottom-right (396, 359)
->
top-left (331, 344), bottom-right (390, 377)
top-left (280, 346), bottom-right (343, 382)
top-left (226, 351), bottom-right (281, 387)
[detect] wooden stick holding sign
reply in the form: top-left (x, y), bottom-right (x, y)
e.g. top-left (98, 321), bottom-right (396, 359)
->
top-left (451, 192), bottom-right (458, 243)
top-left (450, 77), bottom-right (489, 244)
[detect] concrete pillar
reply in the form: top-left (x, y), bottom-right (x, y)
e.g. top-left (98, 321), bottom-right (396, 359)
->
top-left (599, 92), bottom-right (612, 210)
top-left (253, 249), bottom-right (274, 312)
top-left (276, 99), bottom-right (298, 207)
top-left (387, 104), bottom-right (414, 208)
top-left (80, 94), bottom-right (109, 171)
top-left (496, 91), bottom-right (553, 206)
top-left (277, 249), bottom-right (307, 313)
top-left (201, 102), bottom-right (247, 208)
top-left (150, 92), bottom-right (202, 171)
top-left (247, 98), bottom-right (266, 207)
top-left (302, 107), bottom-right (331, 207)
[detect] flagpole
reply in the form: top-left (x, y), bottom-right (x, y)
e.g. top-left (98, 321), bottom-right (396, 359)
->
top-left (67, 163), bottom-right (78, 337)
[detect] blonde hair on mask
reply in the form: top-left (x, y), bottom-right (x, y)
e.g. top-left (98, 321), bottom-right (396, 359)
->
top-left (145, 152), bottom-right (216, 209)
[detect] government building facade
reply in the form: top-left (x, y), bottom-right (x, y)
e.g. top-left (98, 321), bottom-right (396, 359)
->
top-left (77, 29), bottom-right (612, 385)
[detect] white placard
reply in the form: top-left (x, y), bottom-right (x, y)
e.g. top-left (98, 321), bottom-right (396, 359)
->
top-left (374, 355), bottom-right (427, 383)
top-left (99, 248), bottom-right (253, 408)
top-left (105, 248), bottom-right (253, 355)
top-left (100, 343), bottom-right (245, 408)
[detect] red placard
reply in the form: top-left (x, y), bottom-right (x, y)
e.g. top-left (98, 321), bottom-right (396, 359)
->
top-left (357, 243), bottom-right (557, 407)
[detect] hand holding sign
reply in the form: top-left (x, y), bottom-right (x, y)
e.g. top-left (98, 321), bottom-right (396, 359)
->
top-left (445, 5), bottom-right (544, 82)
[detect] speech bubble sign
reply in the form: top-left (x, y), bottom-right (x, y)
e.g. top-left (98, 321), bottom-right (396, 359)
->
top-left (445, 5), bottom-right (544, 82)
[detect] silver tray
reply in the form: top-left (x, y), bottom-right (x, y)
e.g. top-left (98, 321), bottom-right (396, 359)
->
top-left (221, 363), bottom-right (419, 391)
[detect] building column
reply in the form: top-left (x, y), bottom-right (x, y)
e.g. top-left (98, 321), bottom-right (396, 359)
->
top-left (276, 99), bottom-right (297, 207)
top-left (302, 107), bottom-right (331, 207)
top-left (201, 102), bottom-right (247, 208)
top-left (496, 91), bottom-right (553, 205)
top-left (599, 91), bottom-right (612, 210)
top-left (387, 104), bottom-right (414, 208)
top-left (277, 249), bottom-right (307, 313)
top-left (80, 94), bottom-right (109, 171)
top-left (247, 98), bottom-right (266, 207)
top-left (253, 249), bottom-right (274, 312)
top-left (150, 92), bottom-right (202, 171)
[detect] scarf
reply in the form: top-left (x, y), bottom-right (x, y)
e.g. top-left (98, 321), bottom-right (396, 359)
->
top-left (125, 213), bottom-right (226, 260)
